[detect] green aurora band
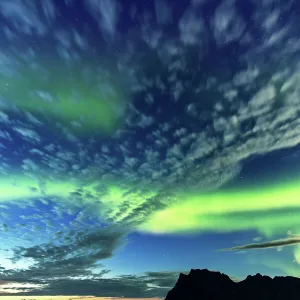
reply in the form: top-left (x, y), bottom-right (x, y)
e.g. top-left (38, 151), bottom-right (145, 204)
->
top-left (0, 58), bottom-right (127, 134)
top-left (1, 175), bottom-right (300, 237)
top-left (139, 181), bottom-right (300, 237)
top-left (0, 175), bottom-right (158, 224)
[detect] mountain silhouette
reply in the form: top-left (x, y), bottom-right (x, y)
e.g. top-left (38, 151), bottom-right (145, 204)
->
top-left (165, 269), bottom-right (300, 300)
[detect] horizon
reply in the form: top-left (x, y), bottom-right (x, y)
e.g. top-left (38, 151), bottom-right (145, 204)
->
top-left (0, 297), bottom-right (162, 300)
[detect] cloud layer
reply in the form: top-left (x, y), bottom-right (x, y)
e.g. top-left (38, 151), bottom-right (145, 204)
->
top-left (221, 234), bottom-right (300, 251)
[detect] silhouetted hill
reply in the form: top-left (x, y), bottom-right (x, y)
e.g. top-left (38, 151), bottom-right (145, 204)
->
top-left (165, 269), bottom-right (300, 300)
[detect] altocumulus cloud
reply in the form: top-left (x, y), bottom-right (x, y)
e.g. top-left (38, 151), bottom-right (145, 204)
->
top-left (9, 226), bottom-right (127, 279)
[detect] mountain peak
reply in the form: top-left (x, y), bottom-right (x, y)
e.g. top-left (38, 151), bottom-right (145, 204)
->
top-left (244, 273), bottom-right (271, 281)
top-left (165, 269), bottom-right (300, 300)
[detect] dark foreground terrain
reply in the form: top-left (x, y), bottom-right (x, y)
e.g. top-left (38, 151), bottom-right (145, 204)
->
top-left (165, 269), bottom-right (300, 300)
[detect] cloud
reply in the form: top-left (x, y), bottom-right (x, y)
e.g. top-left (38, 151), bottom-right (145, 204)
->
top-left (8, 225), bottom-right (127, 279)
top-left (0, 281), bottom-right (45, 294)
top-left (85, 0), bottom-right (120, 40)
top-left (211, 0), bottom-right (246, 45)
top-left (0, 0), bottom-right (48, 35)
top-left (155, 0), bottom-right (173, 25)
top-left (13, 127), bottom-right (41, 144)
top-left (0, 112), bottom-right (10, 124)
top-left (0, 270), bottom-right (184, 298)
top-left (220, 234), bottom-right (300, 251)
top-left (142, 271), bottom-right (184, 289)
top-left (0, 198), bottom-right (128, 284)
top-left (179, 6), bottom-right (206, 45)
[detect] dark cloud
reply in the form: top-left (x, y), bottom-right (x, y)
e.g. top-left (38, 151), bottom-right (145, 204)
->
top-left (30, 277), bottom-right (155, 297)
top-left (220, 235), bottom-right (300, 251)
top-left (7, 226), bottom-right (127, 280)
top-left (0, 270), bottom-right (185, 298)
top-left (142, 271), bottom-right (184, 288)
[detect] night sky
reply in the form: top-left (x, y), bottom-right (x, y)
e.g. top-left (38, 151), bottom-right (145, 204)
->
top-left (0, 0), bottom-right (300, 298)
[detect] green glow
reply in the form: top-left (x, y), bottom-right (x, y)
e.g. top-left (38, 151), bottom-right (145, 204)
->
top-left (2, 173), bottom-right (300, 237)
top-left (0, 179), bottom-right (41, 201)
top-left (260, 257), bottom-right (300, 277)
top-left (0, 175), bottom-right (157, 223)
top-left (0, 59), bottom-right (127, 134)
top-left (0, 176), bottom-right (75, 201)
top-left (139, 181), bottom-right (300, 236)
top-left (293, 245), bottom-right (300, 264)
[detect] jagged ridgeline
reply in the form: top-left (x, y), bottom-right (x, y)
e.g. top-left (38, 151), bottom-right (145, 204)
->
top-left (165, 269), bottom-right (300, 300)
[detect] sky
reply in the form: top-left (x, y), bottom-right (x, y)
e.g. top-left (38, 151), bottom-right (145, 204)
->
top-left (0, 0), bottom-right (300, 298)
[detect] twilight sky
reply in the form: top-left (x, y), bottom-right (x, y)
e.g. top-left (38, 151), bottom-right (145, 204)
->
top-left (0, 0), bottom-right (300, 298)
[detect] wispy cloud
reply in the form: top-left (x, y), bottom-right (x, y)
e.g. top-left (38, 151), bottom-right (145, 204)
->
top-left (85, 0), bottom-right (120, 40)
top-left (220, 234), bottom-right (300, 251)
top-left (0, 270), bottom-right (183, 298)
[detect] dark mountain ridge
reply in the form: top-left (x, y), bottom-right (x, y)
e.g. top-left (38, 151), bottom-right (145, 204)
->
top-left (165, 269), bottom-right (300, 300)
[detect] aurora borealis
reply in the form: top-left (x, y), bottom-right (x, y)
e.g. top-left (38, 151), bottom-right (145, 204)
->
top-left (1, 0), bottom-right (300, 298)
